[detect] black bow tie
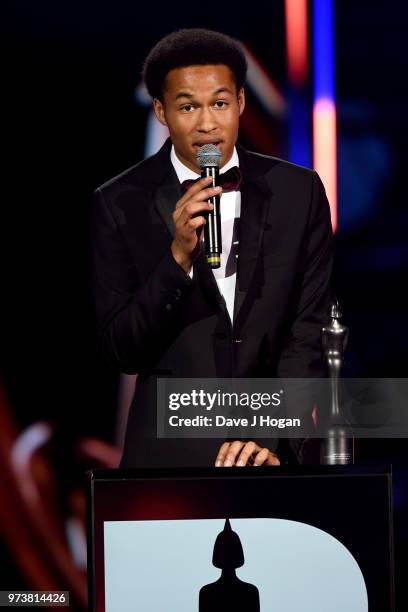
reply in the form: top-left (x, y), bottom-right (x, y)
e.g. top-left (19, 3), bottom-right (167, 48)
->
top-left (180, 166), bottom-right (242, 194)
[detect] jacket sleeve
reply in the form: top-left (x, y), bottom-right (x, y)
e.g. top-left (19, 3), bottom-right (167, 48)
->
top-left (90, 186), bottom-right (195, 374)
top-left (276, 171), bottom-right (334, 463)
top-left (277, 170), bottom-right (333, 377)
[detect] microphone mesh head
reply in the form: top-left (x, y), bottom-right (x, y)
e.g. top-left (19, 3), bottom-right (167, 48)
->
top-left (196, 144), bottom-right (222, 168)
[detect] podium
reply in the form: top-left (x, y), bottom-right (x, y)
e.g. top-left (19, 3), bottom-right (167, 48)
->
top-left (87, 466), bottom-right (394, 612)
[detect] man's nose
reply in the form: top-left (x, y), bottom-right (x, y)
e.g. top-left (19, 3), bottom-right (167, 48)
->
top-left (196, 107), bottom-right (218, 132)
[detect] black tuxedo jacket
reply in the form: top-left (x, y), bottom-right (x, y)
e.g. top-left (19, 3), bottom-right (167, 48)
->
top-left (91, 139), bottom-right (333, 467)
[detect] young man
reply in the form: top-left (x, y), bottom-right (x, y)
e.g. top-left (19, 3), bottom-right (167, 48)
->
top-left (90, 29), bottom-right (333, 468)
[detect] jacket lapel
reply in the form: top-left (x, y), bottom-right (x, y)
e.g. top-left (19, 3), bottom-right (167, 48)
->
top-left (194, 245), bottom-right (227, 312)
top-left (233, 146), bottom-right (271, 327)
top-left (154, 167), bottom-right (181, 237)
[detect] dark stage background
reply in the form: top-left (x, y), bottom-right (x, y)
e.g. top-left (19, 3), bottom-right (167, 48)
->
top-left (1, 1), bottom-right (407, 610)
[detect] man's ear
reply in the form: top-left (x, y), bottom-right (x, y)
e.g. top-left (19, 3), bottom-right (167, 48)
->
top-left (153, 98), bottom-right (167, 126)
top-left (238, 87), bottom-right (245, 116)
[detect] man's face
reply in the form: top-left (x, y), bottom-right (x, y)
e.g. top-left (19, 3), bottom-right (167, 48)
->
top-left (153, 64), bottom-right (245, 173)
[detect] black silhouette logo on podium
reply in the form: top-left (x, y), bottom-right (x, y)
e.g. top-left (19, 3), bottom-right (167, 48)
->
top-left (199, 519), bottom-right (260, 611)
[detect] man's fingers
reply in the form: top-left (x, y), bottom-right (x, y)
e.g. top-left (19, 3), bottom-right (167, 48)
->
top-left (215, 440), bottom-right (245, 467)
top-left (174, 186), bottom-right (221, 221)
top-left (252, 448), bottom-right (280, 466)
top-left (264, 452), bottom-right (280, 466)
top-left (223, 440), bottom-right (246, 466)
top-left (183, 199), bottom-right (214, 219)
top-left (215, 441), bottom-right (280, 467)
top-left (215, 442), bottom-right (231, 467)
top-left (187, 216), bottom-right (206, 231)
top-left (175, 176), bottom-right (213, 209)
top-left (173, 200), bottom-right (214, 227)
top-left (175, 176), bottom-right (215, 209)
top-left (235, 441), bottom-right (258, 466)
top-left (252, 447), bottom-right (270, 466)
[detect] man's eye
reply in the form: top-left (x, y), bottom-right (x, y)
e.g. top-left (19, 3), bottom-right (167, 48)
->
top-left (215, 100), bottom-right (227, 108)
top-left (181, 104), bottom-right (194, 112)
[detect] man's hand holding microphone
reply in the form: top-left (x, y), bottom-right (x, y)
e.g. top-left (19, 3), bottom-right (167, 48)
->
top-left (171, 176), bottom-right (221, 274)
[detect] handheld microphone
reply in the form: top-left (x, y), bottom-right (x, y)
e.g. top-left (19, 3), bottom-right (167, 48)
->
top-left (196, 144), bottom-right (222, 269)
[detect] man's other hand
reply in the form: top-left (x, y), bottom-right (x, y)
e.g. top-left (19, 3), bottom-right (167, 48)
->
top-left (215, 441), bottom-right (280, 467)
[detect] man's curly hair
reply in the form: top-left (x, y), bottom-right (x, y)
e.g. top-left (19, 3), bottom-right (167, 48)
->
top-left (143, 29), bottom-right (247, 101)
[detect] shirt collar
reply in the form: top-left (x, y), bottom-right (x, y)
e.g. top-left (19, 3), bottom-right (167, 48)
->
top-left (170, 145), bottom-right (239, 183)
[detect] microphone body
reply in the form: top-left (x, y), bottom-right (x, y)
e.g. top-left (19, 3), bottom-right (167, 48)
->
top-left (201, 165), bottom-right (222, 269)
top-left (196, 144), bottom-right (222, 269)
